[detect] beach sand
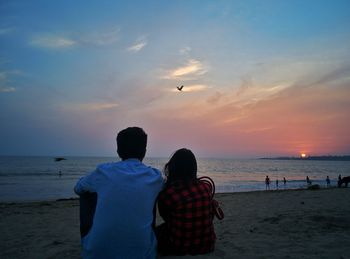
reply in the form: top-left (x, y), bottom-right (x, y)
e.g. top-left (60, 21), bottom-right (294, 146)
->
top-left (1, 188), bottom-right (350, 258)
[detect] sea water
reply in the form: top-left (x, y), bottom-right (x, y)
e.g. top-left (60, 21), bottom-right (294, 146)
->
top-left (0, 156), bottom-right (349, 202)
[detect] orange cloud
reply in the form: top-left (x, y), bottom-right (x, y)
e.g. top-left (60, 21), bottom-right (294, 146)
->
top-left (163, 59), bottom-right (208, 80)
top-left (143, 76), bottom-right (350, 157)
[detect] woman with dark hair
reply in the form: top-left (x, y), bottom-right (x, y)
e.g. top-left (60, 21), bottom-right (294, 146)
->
top-left (156, 148), bottom-right (216, 256)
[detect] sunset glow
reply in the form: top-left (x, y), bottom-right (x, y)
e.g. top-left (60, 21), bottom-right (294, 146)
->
top-left (0, 1), bottom-right (349, 157)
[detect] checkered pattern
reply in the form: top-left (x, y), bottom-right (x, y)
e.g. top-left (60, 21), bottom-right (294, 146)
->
top-left (157, 180), bottom-right (216, 255)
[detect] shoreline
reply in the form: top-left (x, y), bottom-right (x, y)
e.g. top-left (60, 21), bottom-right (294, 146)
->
top-left (0, 185), bottom-right (341, 204)
top-left (1, 188), bottom-right (350, 258)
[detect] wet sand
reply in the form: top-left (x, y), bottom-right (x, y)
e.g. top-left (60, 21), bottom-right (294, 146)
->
top-left (1, 188), bottom-right (350, 258)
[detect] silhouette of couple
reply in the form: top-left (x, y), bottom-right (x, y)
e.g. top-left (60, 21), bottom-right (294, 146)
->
top-left (74, 127), bottom-right (217, 258)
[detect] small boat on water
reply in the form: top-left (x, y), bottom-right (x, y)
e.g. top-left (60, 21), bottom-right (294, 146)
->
top-left (54, 157), bottom-right (67, 162)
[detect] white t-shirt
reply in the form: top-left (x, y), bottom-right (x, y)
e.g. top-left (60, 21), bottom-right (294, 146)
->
top-left (74, 159), bottom-right (164, 259)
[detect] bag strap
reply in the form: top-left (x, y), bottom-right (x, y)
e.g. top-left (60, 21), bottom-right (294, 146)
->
top-left (198, 176), bottom-right (215, 198)
top-left (198, 176), bottom-right (224, 220)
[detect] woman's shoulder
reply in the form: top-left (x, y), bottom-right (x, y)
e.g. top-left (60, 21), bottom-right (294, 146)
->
top-left (166, 179), bottom-right (199, 188)
top-left (162, 179), bottom-right (211, 196)
top-left (159, 180), bottom-right (192, 196)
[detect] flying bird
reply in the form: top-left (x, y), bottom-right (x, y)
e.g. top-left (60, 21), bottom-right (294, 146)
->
top-left (177, 85), bottom-right (184, 91)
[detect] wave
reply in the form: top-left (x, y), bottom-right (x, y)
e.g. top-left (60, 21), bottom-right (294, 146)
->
top-left (0, 172), bottom-right (84, 177)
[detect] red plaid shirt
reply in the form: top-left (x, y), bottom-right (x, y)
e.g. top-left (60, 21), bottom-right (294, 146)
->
top-left (157, 180), bottom-right (216, 255)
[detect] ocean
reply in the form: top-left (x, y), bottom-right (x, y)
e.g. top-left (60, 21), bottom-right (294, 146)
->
top-left (0, 156), bottom-right (349, 202)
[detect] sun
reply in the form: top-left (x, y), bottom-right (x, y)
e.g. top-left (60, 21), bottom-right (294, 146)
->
top-left (300, 153), bottom-right (307, 158)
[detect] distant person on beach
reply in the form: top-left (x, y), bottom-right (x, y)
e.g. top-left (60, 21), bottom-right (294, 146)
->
top-left (338, 176), bottom-right (350, 187)
top-left (265, 175), bottom-right (270, 190)
top-left (283, 177), bottom-right (287, 187)
top-left (276, 179), bottom-right (279, 189)
top-left (156, 148), bottom-right (216, 256)
top-left (74, 127), bottom-right (164, 258)
top-left (326, 176), bottom-right (330, 187)
top-left (306, 176), bottom-right (312, 185)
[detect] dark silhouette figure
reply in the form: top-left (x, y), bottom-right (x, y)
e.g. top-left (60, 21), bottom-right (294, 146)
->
top-left (326, 176), bottom-right (330, 187)
top-left (157, 148), bottom-right (216, 256)
top-left (54, 157), bottom-right (66, 162)
top-left (265, 176), bottom-right (270, 190)
top-left (283, 177), bottom-right (287, 186)
top-left (276, 179), bottom-right (279, 189)
top-left (306, 176), bottom-right (312, 185)
top-left (177, 85), bottom-right (184, 91)
top-left (55, 157), bottom-right (66, 175)
top-left (74, 127), bottom-right (163, 258)
top-left (338, 176), bottom-right (350, 187)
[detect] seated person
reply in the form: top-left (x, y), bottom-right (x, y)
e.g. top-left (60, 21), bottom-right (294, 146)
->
top-left (74, 127), bottom-right (164, 258)
top-left (157, 148), bottom-right (216, 256)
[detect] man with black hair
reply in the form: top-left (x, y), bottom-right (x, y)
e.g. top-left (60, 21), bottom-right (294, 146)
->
top-left (74, 127), bottom-right (164, 259)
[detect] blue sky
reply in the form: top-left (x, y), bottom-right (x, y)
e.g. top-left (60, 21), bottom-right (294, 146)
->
top-left (1, 1), bottom-right (350, 157)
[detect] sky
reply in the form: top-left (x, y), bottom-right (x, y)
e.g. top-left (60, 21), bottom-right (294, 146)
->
top-left (0, 0), bottom-right (350, 158)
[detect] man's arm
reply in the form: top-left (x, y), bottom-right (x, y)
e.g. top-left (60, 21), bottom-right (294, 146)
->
top-left (80, 192), bottom-right (98, 238)
top-left (74, 169), bottom-right (100, 195)
top-left (157, 191), bottom-right (171, 222)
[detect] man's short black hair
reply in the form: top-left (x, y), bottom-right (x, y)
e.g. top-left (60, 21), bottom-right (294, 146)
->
top-left (117, 127), bottom-right (147, 160)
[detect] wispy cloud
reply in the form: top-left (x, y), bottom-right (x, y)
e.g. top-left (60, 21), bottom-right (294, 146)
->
top-left (147, 65), bottom-right (350, 157)
top-left (80, 27), bottom-right (120, 46)
top-left (234, 77), bottom-right (293, 106)
top-left (206, 91), bottom-right (223, 104)
top-left (0, 86), bottom-right (16, 92)
top-left (127, 42), bottom-right (147, 52)
top-left (65, 102), bottom-right (119, 112)
top-left (0, 26), bottom-right (15, 35)
top-left (0, 70), bottom-right (23, 93)
top-left (241, 127), bottom-right (274, 133)
top-left (164, 59), bottom-right (208, 79)
top-left (179, 46), bottom-right (191, 55)
top-left (30, 35), bottom-right (77, 49)
top-left (127, 37), bottom-right (147, 53)
top-left (214, 65), bottom-right (350, 128)
top-left (29, 27), bottom-right (120, 49)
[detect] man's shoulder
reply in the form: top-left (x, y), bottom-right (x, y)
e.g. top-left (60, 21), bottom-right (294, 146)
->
top-left (97, 160), bottom-right (162, 175)
top-left (142, 163), bottom-right (161, 173)
top-left (96, 161), bottom-right (120, 169)
top-left (139, 163), bottom-right (163, 178)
